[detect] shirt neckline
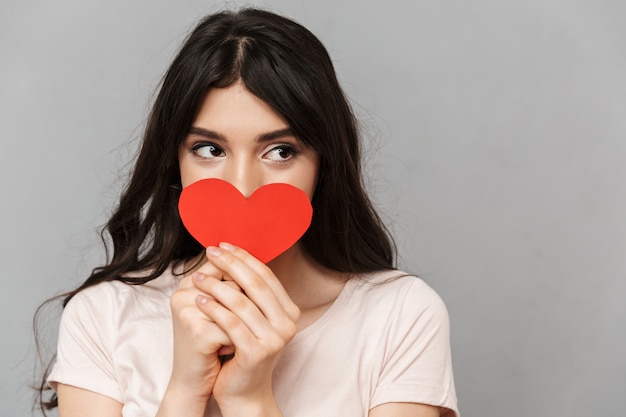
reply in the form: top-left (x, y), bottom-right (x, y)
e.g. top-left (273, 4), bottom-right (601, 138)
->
top-left (286, 275), bottom-right (360, 347)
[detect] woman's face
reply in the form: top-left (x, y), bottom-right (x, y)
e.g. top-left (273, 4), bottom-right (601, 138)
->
top-left (179, 82), bottom-right (319, 199)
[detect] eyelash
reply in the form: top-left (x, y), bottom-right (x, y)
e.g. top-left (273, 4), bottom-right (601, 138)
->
top-left (189, 142), bottom-right (300, 162)
top-left (191, 142), bottom-right (225, 158)
top-left (264, 144), bottom-right (299, 162)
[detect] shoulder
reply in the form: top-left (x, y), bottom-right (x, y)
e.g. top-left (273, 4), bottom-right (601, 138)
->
top-left (62, 263), bottom-right (182, 324)
top-left (357, 272), bottom-right (458, 415)
top-left (50, 264), bottom-right (181, 404)
top-left (352, 270), bottom-right (449, 319)
top-left (344, 270), bottom-right (451, 345)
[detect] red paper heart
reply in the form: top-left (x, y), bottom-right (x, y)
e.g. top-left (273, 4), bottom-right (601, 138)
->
top-left (178, 178), bottom-right (313, 263)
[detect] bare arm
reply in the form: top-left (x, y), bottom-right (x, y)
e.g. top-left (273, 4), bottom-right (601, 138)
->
top-left (56, 383), bottom-right (443, 417)
top-left (369, 402), bottom-right (441, 417)
top-left (57, 384), bottom-right (122, 417)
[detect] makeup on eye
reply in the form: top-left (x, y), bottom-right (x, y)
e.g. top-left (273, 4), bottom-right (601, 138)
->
top-left (188, 140), bottom-right (301, 162)
top-left (262, 144), bottom-right (300, 162)
top-left (191, 142), bottom-right (226, 159)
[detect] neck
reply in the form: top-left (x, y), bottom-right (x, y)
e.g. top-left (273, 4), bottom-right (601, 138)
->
top-left (269, 243), bottom-right (347, 310)
top-left (267, 243), bottom-right (313, 290)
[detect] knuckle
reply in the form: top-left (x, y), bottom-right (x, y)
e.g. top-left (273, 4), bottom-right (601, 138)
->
top-left (169, 290), bottom-right (186, 310)
top-left (288, 303), bottom-right (301, 322)
top-left (220, 312), bottom-right (240, 330)
top-left (266, 334), bottom-right (287, 353)
top-left (258, 263), bottom-right (273, 278)
top-left (279, 319), bottom-right (298, 340)
top-left (176, 305), bottom-right (198, 323)
top-left (246, 276), bottom-right (265, 292)
top-left (232, 294), bottom-right (250, 312)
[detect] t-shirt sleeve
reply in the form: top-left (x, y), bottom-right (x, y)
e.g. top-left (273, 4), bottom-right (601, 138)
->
top-left (370, 278), bottom-right (458, 416)
top-left (47, 287), bottom-right (124, 403)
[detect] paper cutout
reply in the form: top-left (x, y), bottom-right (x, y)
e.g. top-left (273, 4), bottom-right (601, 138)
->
top-left (178, 178), bottom-right (313, 263)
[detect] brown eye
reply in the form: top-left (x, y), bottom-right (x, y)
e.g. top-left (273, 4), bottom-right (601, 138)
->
top-left (264, 145), bottom-right (298, 162)
top-left (192, 142), bottom-right (225, 159)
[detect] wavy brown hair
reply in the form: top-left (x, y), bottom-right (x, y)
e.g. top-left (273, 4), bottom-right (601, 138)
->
top-left (36, 8), bottom-right (396, 412)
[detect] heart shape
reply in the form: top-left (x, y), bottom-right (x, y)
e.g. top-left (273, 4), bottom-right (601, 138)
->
top-left (178, 178), bottom-right (313, 263)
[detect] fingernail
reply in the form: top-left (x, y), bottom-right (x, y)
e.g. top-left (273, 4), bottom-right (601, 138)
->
top-left (207, 246), bottom-right (222, 257)
top-left (219, 242), bottom-right (236, 252)
top-left (193, 272), bottom-right (205, 282)
top-left (197, 295), bottom-right (208, 304)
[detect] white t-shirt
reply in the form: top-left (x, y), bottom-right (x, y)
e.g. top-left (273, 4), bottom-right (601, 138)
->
top-left (48, 265), bottom-right (458, 417)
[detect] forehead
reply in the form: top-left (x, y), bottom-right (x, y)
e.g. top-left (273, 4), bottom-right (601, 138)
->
top-left (193, 83), bottom-right (289, 134)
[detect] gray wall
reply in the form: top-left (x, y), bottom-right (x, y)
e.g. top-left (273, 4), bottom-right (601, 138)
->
top-left (2, 1), bottom-right (624, 416)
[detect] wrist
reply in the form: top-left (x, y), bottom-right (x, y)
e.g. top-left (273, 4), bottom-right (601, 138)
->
top-left (218, 396), bottom-right (283, 417)
top-left (157, 384), bottom-right (211, 417)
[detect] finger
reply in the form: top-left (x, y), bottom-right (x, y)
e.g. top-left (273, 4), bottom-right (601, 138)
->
top-left (178, 255), bottom-right (230, 291)
top-left (170, 286), bottom-right (234, 352)
top-left (204, 245), bottom-right (299, 327)
top-left (196, 251), bottom-right (237, 282)
top-left (196, 258), bottom-right (225, 280)
top-left (197, 292), bottom-right (293, 367)
top-left (196, 289), bottom-right (262, 355)
top-left (196, 280), bottom-right (275, 340)
top-left (196, 291), bottom-right (290, 366)
top-left (218, 243), bottom-right (285, 290)
top-left (178, 268), bottom-right (220, 291)
top-left (192, 271), bottom-right (242, 294)
top-left (214, 243), bottom-right (300, 321)
top-left (222, 280), bottom-right (242, 292)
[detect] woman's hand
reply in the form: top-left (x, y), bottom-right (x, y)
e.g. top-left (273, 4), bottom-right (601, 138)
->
top-left (163, 259), bottom-right (235, 413)
top-left (192, 242), bottom-right (300, 415)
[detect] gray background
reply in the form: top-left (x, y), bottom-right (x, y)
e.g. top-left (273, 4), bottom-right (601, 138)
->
top-left (1, 0), bottom-right (624, 416)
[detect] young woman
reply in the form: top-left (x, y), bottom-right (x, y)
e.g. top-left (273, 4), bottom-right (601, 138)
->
top-left (41, 8), bottom-right (458, 417)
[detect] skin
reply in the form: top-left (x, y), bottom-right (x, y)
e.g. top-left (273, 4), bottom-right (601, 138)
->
top-left (57, 82), bottom-right (442, 417)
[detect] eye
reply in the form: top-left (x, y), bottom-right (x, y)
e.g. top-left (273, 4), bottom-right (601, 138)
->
top-left (263, 144), bottom-right (299, 162)
top-left (192, 142), bottom-right (225, 159)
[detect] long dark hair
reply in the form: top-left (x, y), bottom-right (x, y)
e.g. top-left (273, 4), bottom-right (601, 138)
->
top-left (37, 7), bottom-right (395, 412)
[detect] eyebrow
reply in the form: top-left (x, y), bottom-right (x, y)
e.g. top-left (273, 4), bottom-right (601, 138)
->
top-left (188, 127), bottom-right (296, 142)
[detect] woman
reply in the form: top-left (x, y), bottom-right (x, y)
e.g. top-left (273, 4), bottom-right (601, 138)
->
top-left (42, 8), bottom-right (458, 417)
